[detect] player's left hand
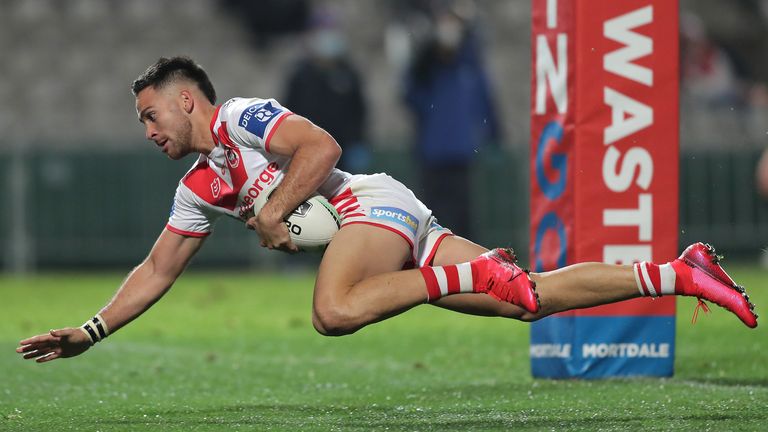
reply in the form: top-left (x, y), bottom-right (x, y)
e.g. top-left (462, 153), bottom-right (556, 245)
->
top-left (246, 211), bottom-right (299, 253)
top-left (16, 328), bottom-right (92, 363)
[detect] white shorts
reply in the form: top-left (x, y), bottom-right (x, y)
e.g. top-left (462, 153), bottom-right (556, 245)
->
top-left (329, 173), bottom-right (453, 268)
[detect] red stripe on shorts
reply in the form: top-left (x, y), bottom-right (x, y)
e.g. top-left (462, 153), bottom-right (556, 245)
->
top-left (337, 198), bottom-right (359, 213)
top-left (329, 188), bottom-right (353, 206)
top-left (421, 233), bottom-right (452, 267)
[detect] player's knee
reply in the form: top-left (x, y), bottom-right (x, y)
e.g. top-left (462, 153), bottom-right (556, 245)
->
top-left (499, 308), bottom-right (542, 322)
top-left (491, 301), bottom-right (539, 321)
top-left (312, 303), bottom-right (358, 337)
top-left (517, 301), bottom-right (550, 322)
top-left (311, 313), bottom-right (330, 336)
top-left (518, 311), bottom-right (544, 323)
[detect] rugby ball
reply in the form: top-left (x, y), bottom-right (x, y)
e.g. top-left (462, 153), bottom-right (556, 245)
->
top-left (283, 194), bottom-right (341, 252)
top-left (248, 172), bottom-right (341, 252)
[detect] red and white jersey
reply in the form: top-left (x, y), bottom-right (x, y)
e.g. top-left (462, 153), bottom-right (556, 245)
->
top-left (166, 97), bottom-right (352, 237)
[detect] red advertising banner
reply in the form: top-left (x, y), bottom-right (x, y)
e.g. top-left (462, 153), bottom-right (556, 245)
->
top-left (530, 0), bottom-right (678, 378)
top-left (529, 0), bottom-right (575, 275)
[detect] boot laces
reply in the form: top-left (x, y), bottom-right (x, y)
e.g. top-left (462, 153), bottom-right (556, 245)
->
top-left (691, 298), bottom-right (711, 324)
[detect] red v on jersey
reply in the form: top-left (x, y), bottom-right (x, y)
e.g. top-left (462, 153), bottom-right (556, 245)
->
top-left (182, 122), bottom-right (249, 211)
top-left (182, 160), bottom-right (237, 211)
top-left (216, 121), bottom-right (249, 199)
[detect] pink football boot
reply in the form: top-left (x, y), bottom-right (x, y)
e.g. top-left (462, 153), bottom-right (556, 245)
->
top-left (471, 248), bottom-right (540, 314)
top-left (671, 242), bottom-right (758, 328)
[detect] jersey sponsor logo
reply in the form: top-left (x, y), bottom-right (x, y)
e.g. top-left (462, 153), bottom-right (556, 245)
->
top-left (371, 207), bottom-right (419, 235)
top-left (239, 203), bottom-right (255, 221)
top-left (238, 162), bottom-right (281, 219)
top-left (225, 148), bottom-right (240, 168)
top-left (210, 177), bottom-right (221, 199)
top-left (239, 101), bottom-right (283, 139)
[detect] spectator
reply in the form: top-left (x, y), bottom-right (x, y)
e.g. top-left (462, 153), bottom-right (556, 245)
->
top-left (403, 3), bottom-right (499, 238)
top-left (757, 147), bottom-right (768, 267)
top-left (680, 13), bottom-right (746, 108)
top-left (757, 148), bottom-right (768, 199)
top-left (283, 9), bottom-right (370, 173)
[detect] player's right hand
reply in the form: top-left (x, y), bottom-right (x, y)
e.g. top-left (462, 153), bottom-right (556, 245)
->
top-left (246, 210), bottom-right (299, 253)
top-left (16, 328), bottom-right (92, 363)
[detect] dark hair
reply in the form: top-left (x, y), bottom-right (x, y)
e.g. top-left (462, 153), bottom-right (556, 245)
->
top-left (131, 56), bottom-right (217, 104)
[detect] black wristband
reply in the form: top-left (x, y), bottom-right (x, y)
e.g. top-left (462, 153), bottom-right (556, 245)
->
top-left (80, 314), bottom-right (110, 345)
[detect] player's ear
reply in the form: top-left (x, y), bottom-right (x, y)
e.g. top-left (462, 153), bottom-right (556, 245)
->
top-left (180, 89), bottom-right (194, 114)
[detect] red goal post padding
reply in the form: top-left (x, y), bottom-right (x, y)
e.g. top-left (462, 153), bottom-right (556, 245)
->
top-left (529, 0), bottom-right (679, 378)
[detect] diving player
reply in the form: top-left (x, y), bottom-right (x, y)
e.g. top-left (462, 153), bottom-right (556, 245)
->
top-left (17, 57), bottom-right (757, 363)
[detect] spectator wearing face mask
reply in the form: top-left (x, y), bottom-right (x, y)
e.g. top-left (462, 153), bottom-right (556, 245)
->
top-left (283, 8), bottom-right (370, 173)
top-left (403, 4), bottom-right (500, 239)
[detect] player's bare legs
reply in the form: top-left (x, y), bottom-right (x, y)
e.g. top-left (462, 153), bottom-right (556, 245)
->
top-left (432, 237), bottom-right (758, 327)
top-left (430, 236), bottom-right (638, 321)
top-left (314, 227), bottom-right (757, 335)
top-left (313, 222), bottom-right (539, 335)
top-left (312, 224), bottom-right (427, 335)
top-left (313, 225), bottom-right (634, 335)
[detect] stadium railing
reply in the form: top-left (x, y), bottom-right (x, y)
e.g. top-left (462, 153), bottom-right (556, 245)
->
top-left (1, 146), bottom-right (766, 271)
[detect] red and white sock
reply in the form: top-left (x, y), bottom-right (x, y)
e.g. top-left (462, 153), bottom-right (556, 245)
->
top-left (419, 263), bottom-right (477, 302)
top-left (633, 261), bottom-right (680, 297)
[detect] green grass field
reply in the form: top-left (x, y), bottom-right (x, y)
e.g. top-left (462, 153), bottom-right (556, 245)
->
top-left (1, 266), bottom-right (766, 431)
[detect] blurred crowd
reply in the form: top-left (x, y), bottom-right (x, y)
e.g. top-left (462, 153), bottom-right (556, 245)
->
top-left (679, 1), bottom-right (768, 146)
top-left (680, 3), bottom-right (768, 111)
top-left (2, 0), bottom-right (763, 150)
top-left (231, 0), bottom-right (502, 238)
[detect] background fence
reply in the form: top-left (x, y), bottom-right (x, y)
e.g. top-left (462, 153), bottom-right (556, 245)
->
top-left (3, 145), bottom-right (766, 271)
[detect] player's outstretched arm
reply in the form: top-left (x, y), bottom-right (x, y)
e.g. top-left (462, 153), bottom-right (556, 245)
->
top-left (16, 229), bottom-right (205, 363)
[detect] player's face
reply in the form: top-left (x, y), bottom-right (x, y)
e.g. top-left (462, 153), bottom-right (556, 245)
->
top-left (136, 86), bottom-right (194, 160)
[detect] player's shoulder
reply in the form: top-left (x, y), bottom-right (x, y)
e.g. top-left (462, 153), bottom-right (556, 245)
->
top-left (218, 97), bottom-right (288, 125)
top-left (218, 96), bottom-right (292, 148)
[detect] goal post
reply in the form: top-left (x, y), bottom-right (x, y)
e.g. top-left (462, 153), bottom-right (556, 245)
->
top-left (529, 0), bottom-right (679, 378)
